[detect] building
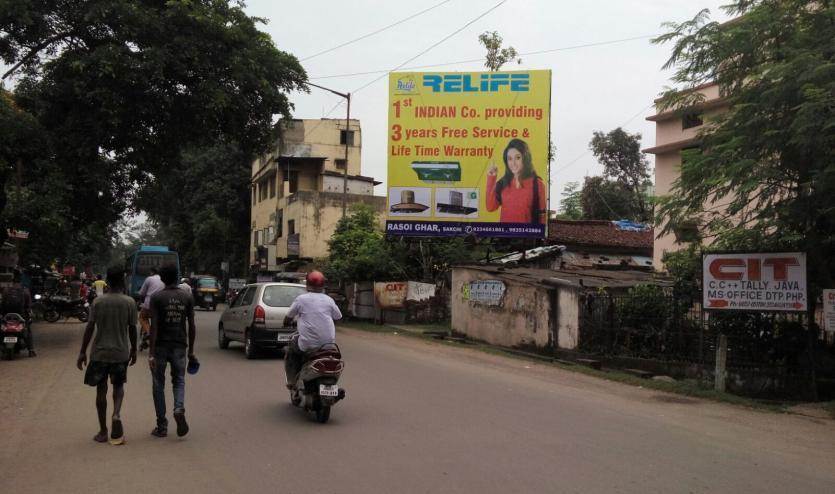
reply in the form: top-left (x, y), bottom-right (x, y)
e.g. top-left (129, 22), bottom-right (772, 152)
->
top-left (643, 82), bottom-right (729, 269)
top-left (250, 118), bottom-right (386, 273)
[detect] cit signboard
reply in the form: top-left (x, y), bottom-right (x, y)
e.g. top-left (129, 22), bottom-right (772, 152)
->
top-left (386, 70), bottom-right (551, 238)
top-left (702, 252), bottom-right (807, 311)
top-left (823, 289), bottom-right (835, 333)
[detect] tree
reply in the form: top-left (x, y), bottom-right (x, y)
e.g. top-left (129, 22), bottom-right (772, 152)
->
top-left (580, 176), bottom-right (641, 221)
top-left (589, 128), bottom-right (651, 222)
top-left (0, 1), bottom-right (307, 269)
top-left (654, 1), bottom-right (835, 297)
top-left (478, 31), bottom-right (520, 71)
top-left (325, 204), bottom-right (405, 283)
top-left (556, 182), bottom-right (582, 220)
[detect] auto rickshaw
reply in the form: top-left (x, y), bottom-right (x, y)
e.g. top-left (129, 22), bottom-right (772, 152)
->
top-left (190, 275), bottom-right (222, 311)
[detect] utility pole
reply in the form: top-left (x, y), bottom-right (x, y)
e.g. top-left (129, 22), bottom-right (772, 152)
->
top-left (306, 82), bottom-right (351, 218)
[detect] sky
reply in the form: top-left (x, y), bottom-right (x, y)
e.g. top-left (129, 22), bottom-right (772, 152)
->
top-left (244, 0), bottom-right (731, 210)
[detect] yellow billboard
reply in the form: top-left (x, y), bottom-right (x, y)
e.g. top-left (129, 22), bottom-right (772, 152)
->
top-left (386, 70), bottom-right (551, 238)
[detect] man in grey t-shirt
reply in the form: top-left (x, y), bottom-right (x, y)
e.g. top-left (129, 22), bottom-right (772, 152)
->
top-left (77, 266), bottom-right (138, 445)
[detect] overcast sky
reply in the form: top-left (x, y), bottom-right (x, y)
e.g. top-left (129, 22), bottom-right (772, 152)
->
top-left (245, 0), bottom-right (730, 209)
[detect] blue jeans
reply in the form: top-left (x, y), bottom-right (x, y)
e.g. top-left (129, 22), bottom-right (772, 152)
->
top-left (151, 346), bottom-right (186, 428)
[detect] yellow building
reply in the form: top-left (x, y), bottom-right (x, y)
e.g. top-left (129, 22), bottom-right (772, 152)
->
top-left (643, 83), bottom-right (730, 270)
top-left (250, 118), bottom-right (385, 272)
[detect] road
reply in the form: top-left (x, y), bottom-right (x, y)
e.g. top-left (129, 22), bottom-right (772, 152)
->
top-left (2, 308), bottom-right (835, 493)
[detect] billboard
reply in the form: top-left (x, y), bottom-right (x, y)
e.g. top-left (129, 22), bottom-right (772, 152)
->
top-left (386, 70), bottom-right (551, 238)
top-left (702, 252), bottom-right (807, 311)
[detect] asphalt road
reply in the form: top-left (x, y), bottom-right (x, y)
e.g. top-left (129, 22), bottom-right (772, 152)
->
top-left (2, 308), bottom-right (835, 493)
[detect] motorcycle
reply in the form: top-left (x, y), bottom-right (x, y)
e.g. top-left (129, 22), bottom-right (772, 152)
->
top-left (40, 293), bottom-right (89, 323)
top-left (1, 313), bottom-right (28, 360)
top-left (288, 341), bottom-right (346, 423)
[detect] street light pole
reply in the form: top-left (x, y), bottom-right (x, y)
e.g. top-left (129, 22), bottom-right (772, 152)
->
top-left (306, 82), bottom-right (351, 218)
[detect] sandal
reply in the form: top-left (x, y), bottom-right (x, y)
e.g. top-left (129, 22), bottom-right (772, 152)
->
top-left (110, 419), bottom-right (124, 445)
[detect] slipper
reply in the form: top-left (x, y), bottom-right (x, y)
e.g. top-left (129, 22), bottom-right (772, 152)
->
top-left (93, 431), bottom-right (108, 443)
top-left (110, 419), bottom-right (124, 445)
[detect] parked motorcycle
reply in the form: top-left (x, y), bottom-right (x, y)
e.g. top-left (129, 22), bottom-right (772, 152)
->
top-left (288, 341), bottom-right (346, 423)
top-left (40, 294), bottom-right (89, 323)
top-left (1, 313), bottom-right (27, 360)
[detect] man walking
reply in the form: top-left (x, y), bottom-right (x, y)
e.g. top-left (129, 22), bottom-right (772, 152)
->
top-left (149, 264), bottom-right (196, 438)
top-left (93, 274), bottom-right (107, 297)
top-left (138, 267), bottom-right (164, 351)
top-left (77, 266), bottom-right (137, 445)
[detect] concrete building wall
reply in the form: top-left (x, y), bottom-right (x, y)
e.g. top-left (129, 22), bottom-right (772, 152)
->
top-left (647, 83), bottom-right (730, 270)
top-left (282, 119), bottom-right (362, 176)
top-left (557, 289), bottom-right (579, 350)
top-left (451, 268), bottom-right (553, 350)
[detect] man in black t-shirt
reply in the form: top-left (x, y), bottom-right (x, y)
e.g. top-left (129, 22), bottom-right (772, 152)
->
top-left (148, 264), bottom-right (196, 438)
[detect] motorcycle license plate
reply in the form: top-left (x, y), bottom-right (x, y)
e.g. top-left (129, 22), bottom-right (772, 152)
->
top-left (3, 337), bottom-right (17, 343)
top-left (277, 334), bottom-right (292, 342)
top-left (319, 384), bottom-right (339, 397)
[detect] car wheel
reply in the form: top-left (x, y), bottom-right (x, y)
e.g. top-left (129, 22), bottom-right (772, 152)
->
top-left (244, 331), bottom-right (256, 359)
top-left (218, 324), bottom-right (229, 349)
top-left (211, 304), bottom-right (217, 311)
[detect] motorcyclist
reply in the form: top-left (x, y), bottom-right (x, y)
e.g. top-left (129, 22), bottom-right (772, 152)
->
top-left (282, 271), bottom-right (342, 388)
top-left (0, 270), bottom-right (36, 357)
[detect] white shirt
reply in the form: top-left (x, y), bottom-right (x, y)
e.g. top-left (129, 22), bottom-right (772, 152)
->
top-left (287, 292), bottom-right (342, 352)
top-left (138, 274), bottom-right (165, 310)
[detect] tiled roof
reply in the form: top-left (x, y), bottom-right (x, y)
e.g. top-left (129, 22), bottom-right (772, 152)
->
top-left (548, 219), bottom-right (653, 251)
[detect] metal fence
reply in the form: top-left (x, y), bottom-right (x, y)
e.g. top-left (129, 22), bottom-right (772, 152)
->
top-left (578, 287), bottom-right (821, 398)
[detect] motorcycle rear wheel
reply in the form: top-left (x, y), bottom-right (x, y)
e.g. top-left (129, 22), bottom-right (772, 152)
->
top-left (44, 310), bottom-right (60, 323)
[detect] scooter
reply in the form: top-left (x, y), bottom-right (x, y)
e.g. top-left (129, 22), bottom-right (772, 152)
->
top-left (1, 313), bottom-right (27, 360)
top-left (288, 341), bottom-right (346, 423)
top-left (40, 293), bottom-right (88, 323)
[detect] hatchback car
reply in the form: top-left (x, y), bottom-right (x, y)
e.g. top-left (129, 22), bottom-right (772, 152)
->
top-left (218, 282), bottom-right (306, 358)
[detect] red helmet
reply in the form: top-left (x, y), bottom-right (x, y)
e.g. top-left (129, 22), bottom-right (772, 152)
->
top-left (306, 271), bottom-right (326, 289)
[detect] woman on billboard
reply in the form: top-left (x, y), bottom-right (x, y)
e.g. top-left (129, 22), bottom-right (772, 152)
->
top-left (486, 138), bottom-right (547, 224)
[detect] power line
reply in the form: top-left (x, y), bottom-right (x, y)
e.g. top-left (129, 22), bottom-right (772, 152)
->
top-left (303, 0), bottom-right (508, 138)
top-left (309, 34), bottom-right (655, 80)
top-left (350, 0), bottom-right (508, 95)
top-left (300, 0), bottom-right (454, 62)
top-left (552, 102), bottom-right (655, 175)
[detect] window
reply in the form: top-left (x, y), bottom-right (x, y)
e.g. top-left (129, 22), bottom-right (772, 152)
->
top-left (288, 219), bottom-right (296, 236)
top-left (251, 187), bottom-right (256, 205)
top-left (262, 285), bottom-right (306, 307)
top-left (254, 230), bottom-right (261, 246)
top-left (340, 130), bottom-right (355, 146)
top-left (682, 112), bottom-right (703, 130)
top-left (269, 175), bottom-right (276, 198)
top-left (240, 286), bottom-right (257, 306)
top-left (335, 159), bottom-right (347, 170)
top-left (674, 221), bottom-right (700, 243)
top-left (267, 226), bottom-right (274, 243)
top-left (276, 210), bottom-right (283, 238)
top-left (283, 170), bottom-right (299, 194)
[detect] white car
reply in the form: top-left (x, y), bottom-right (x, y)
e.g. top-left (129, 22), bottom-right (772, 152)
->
top-left (218, 282), bottom-right (306, 359)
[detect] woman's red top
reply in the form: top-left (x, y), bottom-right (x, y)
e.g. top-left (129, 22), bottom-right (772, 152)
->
top-left (485, 174), bottom-right (547, 223)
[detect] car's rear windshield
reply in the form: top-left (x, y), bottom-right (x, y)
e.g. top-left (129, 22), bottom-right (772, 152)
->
top-left (198, 278), bottom-right (219, 288)
top-left (262, 285), bottom-right (305, 307)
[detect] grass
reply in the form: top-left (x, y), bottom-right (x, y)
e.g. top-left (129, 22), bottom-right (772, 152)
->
top-left (338, 320), bottom-right (795, 414)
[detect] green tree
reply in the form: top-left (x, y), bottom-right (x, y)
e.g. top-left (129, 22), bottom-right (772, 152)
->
top-left (478, 31), bottom-right (520, 71)
top-left (654, 1), bottom-right (835, 297)
top-left (589, 127), bottom-right (651, 222)
top-left (580, 176), bottom-right (640, 221)
top-left (0, 1), bottom-right (306, 269)
top-left (556, 181), bottom-right (582, 220)
top-left (325, 204), bottom-right (405, 283)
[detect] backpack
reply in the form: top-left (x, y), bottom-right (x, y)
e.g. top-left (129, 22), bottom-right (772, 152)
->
top-left (2, 286), bottom-right (26, 314)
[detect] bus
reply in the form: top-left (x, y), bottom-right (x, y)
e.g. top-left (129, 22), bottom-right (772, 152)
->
top-left (126, 245), bottom-right (180, 302)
